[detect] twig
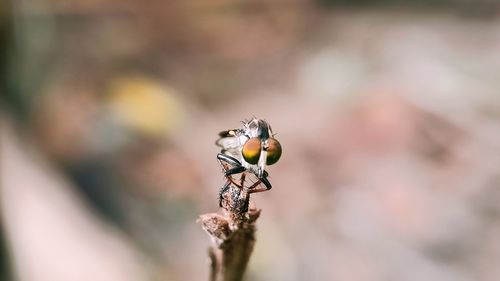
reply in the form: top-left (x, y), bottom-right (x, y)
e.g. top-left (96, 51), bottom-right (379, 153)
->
top-left (198, 184), bottom-right (261, 281)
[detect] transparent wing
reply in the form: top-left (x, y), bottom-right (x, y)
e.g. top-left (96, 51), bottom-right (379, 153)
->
top-left (216, 129), bottom-right (243, 149)
top-left (216, 136), bottom-right (240, 149)
top-left (216, 129), bottom-right (245, 162)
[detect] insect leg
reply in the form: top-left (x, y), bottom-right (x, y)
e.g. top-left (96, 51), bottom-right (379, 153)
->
top-left (218, 181), bottom-right (231, 207)
top-left (248, 173), bottom-right (272, 194)
top-left (260, 176), bottom-right (272, 190)
top-left (225, 166), bottom-right (246, 176)
top-left (217, 153), bottom-right (247, 176)
top-left (217, 153), bottom-right (241, 166)
top-left (240, 172), bottom-right (246, 187)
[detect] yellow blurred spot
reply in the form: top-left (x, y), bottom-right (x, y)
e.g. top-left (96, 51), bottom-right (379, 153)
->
top-left (107, 75), bottom-right (183, 138)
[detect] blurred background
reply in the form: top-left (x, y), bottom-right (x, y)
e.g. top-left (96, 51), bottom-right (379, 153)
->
top-left (2, 0), bottom-right (500, 280)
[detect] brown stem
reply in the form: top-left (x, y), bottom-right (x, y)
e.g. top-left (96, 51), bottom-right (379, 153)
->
top-left (198, 184), bottom-right (261, 281)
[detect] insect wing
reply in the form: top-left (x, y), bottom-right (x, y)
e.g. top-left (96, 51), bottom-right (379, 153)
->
top-left (218, 129), bottom-right (238, 138)
top-left (216, 135), bottom-right (240, 149)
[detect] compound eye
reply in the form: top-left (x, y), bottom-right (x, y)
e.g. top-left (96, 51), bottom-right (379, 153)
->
top-left (266, 138), bottom-right (282, 165)
top-left (242, 137), bottom-right (261, 165)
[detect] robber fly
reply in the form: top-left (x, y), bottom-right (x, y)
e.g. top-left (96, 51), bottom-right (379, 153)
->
top-left (216, 117), bottom-right (282, 207)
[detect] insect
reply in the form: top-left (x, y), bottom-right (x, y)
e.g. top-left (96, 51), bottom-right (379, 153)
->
top-left (216, 117), bottom-right (282, 208)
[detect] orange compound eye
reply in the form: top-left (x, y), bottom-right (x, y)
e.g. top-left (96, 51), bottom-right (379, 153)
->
top-left (266, 138), bottom-right (282, 165)
top-left (242, 137), bottom-right (262, 165)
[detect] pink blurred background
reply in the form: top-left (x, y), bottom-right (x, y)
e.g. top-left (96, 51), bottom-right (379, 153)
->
top-left (2, 1), bottom-right (500, 280)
